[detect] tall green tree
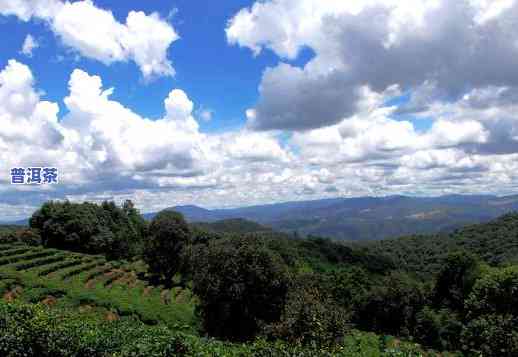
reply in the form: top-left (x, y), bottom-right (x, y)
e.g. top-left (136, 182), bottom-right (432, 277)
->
top-left (432, 251), bottom-right (481, 310)
top-left (191, 235), bottom-right (290, 341)
top-left (266, 272), bottom-right (350, 347)
top-left (143, 210), bottom-right (191, 288)
top-left (357, 271), bottom-right (427, 337)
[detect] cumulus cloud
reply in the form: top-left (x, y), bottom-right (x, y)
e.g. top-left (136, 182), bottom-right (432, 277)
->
top-left (228, 0), bottom-right (518, 131)
top-left (0, 59), bottom-right (211, 192)
top-left (5, 2), bottom-right (518, 221)
top-left (3, 56), bottom-right (517, 219)
top-left (0, 0), bottom-right (178, 79)
top-left (0, 60), bottom-right (301, 215)
top-left (197, 109), bottom-right (213, 122)
top-left (20, 34), bottom-right (39, 57)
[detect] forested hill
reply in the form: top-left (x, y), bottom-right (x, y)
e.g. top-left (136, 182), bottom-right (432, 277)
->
top-left (361, 212), bottom-right (518, 277)
top-left (2, 200), bottom-right (518, 355)
top-left (145, 194), bottom-right (518, 241)
top-left (191, 218), bottom-right (272, 235)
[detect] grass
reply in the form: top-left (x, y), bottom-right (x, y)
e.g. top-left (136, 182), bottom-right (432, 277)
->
top-left (0, 242), bottom-right (196, 332)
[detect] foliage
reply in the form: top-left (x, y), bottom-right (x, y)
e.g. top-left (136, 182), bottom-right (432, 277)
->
top-left (362, 212), bottom-right (518, 278)
top-left (29, 200), bottom-right (147, 259)
top-left (265, 272), bottom-right (350, 347)
top-left (322, 266), bottom-right (373, 315)
top-left (192, 218), bottom-right (272, 235)
top-left (9, 202), bottom-right (518, 356)
top-left (432, 252), bottom-right (481, 310)
top-left (460, 314), bottom-right (518, 357)
top-left (191, 235), bottom-right (290, 341)
top-left (356, 271), bottom-right (428, 337)
top-left (0, 242), bottom-right (195, 330)
top-left (0, 300), bottom-right (443, 357)
top-left (415, 307), bottom-right (463, 351)
top-left (464, 265), bottom-right (518, 318)
top-left (0, 225), bottom-right (38, 246)
top-left (297, 236), bottom-right (394, 273)
top-left (143, 210), bottom-right (191, 287)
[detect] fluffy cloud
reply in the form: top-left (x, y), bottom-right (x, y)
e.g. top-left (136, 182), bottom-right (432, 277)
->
top-left (228, 0), bottom-right (518, 131)
top-left (61, 69), bottom-right (209, 178)
top-left (0, 0), bottom-right (178, 79)
top-left (0, 59), bottom-right (211, 192)
top-left (0, 60), bottom-right (301, 215)
top-left (3, 56), bottom-right (517, 219)
top-left (20, 34), bottom-right (39, 57)
top-left (7, 2), bottom-right (518, 219)
top-left (0, 59), bottom-right (63, 164)
top-left (221, 0), bottom-right (518, 204)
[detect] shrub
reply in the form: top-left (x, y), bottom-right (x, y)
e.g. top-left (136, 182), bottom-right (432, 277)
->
top-left (15, 229), bottom-right (42, 246)
top-left (0, 300), bottom-right (439, 356)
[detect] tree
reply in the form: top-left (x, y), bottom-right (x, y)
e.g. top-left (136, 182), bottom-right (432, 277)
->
top-left (357, 271), bottom-right (427, 337)
top-left (143, 210), bottom-right (191, 288)
top-left (461, 314), bottom-right (518, 356)
top-left (415, 307), bottom-right (463, 351)
top-left (29, 200), bottom-right (146, 259)
top-left (266, 272), bottom-right (350, 347)
top-left (191, 235), bottom-right (290, 341)
top-left (465, 265), bottom-right (518, 318)
top-left (432, 251), bottom-right (481, 311)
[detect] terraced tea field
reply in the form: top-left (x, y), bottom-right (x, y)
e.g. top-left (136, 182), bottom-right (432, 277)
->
top-left (0, 242), bottom-right (195, 330)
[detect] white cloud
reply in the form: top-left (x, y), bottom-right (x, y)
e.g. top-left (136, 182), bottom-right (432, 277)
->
top-left (198, 109), bottom-right (213, 122)
top-left (0, 0), bottom-right (60, 21)
top-left (61, 69), bottom-right (208, 176)
top-left (0, 0), bottom-right (179, 79)
top-left (0, 60), bottom-right (298, 214)
top-left (2, 55), bottom-right (518, 218)
top-left (228, 0), bottom-right (518, 131)
top-left (20, 34), bottom-right (39, 57)
top-left (218, 130), bottom-right (291, 163)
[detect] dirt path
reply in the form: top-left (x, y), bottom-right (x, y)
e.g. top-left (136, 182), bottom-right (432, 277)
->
top-left (160, 289), bottom-right (171, 305)
top-left (142, 286), bottom-right (153, 297)
top-left (3, 285), bottom-right (22, 302)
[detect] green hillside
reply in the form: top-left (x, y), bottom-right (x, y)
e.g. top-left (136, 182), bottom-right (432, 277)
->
top-left (0, 242), bottom-right (195, 330)
top-left (2, 200), bottom-right (518, 356)
top-left (0, 241), bottom-right (439, 356)
top-left (361, 212), bottom-right (518, 278)
top-left (192, 218), bottom-right (273, 235)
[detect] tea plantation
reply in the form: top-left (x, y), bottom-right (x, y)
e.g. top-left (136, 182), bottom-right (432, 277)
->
top-left (0, 242), bottom-right (195, 330)
top-left (0, 240), bottom-right (440, 356)
top-left (3, 200), bottom-right (518, 356)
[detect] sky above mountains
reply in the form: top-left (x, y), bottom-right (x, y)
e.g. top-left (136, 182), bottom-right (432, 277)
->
top-left (1, 0), bottom-right (518, 220)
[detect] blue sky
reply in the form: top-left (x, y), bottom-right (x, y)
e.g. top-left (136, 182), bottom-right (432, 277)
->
top-left (0, 0), bottom-right (271, 132)
top-left (1, 0), bottom-right (518, 219)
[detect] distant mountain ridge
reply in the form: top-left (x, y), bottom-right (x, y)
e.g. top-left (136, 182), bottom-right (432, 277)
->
top-left (144, 194), bottom-right (518, 241)
top-left (0, 219), bottom-right (29, 226)
top-left (191, 218), bottom-right (272, 235)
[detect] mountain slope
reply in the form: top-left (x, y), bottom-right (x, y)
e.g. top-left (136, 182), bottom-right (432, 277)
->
top-left (191, 218), bottom-right (272, 235)
top-left (360, 212), bottom-right (518, 277)
top-left (146, 194), bottom-right (518, 241)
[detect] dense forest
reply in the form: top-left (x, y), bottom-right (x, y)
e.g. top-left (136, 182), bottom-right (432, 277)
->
top-left (1, 200), bottom-right (518, 356)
